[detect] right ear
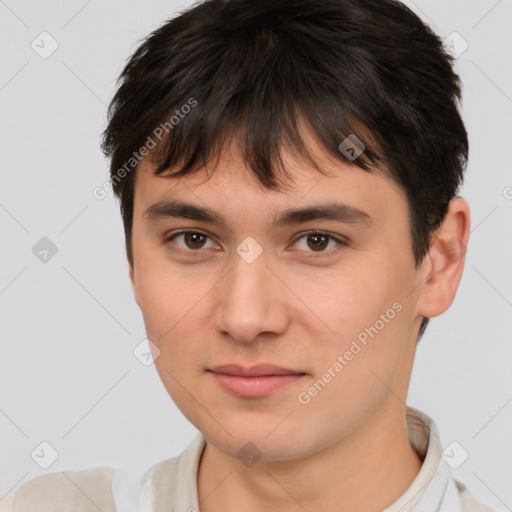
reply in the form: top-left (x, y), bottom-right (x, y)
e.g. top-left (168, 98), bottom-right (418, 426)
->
top-left (129, 263), bottom-right (140, 307)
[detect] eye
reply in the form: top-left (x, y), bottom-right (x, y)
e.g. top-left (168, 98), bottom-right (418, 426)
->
top-left (164, 230), bottom-right (218, 253)
top-left (291, 231), bottom-right (347, 257)
top-left (164, 230), bottom-right (347, 258)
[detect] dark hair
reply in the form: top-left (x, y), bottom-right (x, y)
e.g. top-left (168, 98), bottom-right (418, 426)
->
top-left (101, 0), bottom-right (468, 342)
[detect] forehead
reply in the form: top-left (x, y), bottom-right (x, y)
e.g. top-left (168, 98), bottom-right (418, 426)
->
top-left (132, 131), bottom-right (408, 231)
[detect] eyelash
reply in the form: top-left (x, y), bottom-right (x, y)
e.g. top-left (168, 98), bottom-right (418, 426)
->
top-left (163, 230), bottom-right (348, 259)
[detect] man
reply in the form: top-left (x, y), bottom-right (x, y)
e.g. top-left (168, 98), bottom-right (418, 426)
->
top-left (13, 0), bottom-right (497, 510)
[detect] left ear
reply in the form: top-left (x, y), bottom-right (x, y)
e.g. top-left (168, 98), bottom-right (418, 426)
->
top-left (416, 197), bottom-right (470, 319)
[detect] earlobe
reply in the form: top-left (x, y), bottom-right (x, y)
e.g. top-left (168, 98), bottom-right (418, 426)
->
top-left (416, 197), bottom-right (470, 319)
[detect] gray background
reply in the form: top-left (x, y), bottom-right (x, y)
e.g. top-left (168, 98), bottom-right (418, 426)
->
top-left (1, 0), bottom-right (511, 510)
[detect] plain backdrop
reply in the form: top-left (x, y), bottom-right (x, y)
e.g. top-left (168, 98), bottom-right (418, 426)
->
top-left (1, 0), bottom-right (511, 510)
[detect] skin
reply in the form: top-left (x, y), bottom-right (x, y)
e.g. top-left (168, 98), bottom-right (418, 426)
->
top-left (129, 126), bottom-right (470, 512)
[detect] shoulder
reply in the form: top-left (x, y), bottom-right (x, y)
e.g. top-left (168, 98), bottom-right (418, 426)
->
top-left (13, 467), bottom-right (116, 512)
top-left (137, 455), bottom-right (181, 508)
top-left (455, 479), bottom-right (499, 512)
top-left (13, 436), bottom-right (205, 511)
top-left (139, 435), bottom-right (205, 509)
top-left (142, 455), bottom-right (180, 485)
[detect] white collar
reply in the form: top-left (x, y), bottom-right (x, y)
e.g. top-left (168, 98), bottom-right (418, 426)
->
top-left (113, 406), bottom-right (461, 512)
top-left (383, 406), bottom-right (461, 512)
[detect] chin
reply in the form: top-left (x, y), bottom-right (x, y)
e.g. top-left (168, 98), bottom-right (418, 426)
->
top-left (200, 415), bottom-right (315, 462)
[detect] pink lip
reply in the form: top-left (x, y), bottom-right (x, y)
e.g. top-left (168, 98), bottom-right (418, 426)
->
top-left (209, 364), bottom-right (306, 398)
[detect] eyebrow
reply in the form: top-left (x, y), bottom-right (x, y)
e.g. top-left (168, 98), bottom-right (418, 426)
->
top-left (143, 199), bottom-right (373, 231)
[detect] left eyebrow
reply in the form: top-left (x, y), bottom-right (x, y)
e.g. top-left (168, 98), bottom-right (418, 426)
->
top-left (142, 199), bottom-right (373, 231)
top-left (270, 202), bottom-right (373, 230)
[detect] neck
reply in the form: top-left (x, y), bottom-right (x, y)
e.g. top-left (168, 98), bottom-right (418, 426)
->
top-left (197, 404), bottom-right (423, 512)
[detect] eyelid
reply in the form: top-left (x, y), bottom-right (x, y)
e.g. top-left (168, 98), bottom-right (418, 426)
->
top-left (163, 228), bottom-right (210, 241)
top-left (289, 230), bottom-right (348, 257)
top-left (163, 229), bottom-right (219, 249)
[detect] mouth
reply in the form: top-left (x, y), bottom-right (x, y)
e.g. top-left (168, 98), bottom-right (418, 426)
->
top-left (208, 364), bottom-right (307, 398)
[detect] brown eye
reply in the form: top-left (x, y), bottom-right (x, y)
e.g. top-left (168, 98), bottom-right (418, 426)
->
top-left (182, 232), bottom-right (207, 250)
top-left (292, 232), bottom-right (347, 257)
top-left (306, 233), bottom-right (329, 251)
top-left (165, 231), bottom-right (216, 252)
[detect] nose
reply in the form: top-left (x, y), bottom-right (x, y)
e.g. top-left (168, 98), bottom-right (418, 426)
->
top-left (213, 247), bottom-right (290, 344)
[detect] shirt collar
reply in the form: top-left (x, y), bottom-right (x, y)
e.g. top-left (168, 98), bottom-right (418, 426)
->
top-left (383, 406), bottom-right (460, 512)
top-left (148, 405), bottom-right (460, 512)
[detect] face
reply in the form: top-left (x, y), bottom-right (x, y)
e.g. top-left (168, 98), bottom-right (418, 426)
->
top-left (129, 133), bottom-right (428, 462)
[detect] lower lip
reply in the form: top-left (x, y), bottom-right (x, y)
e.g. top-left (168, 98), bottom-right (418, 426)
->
top-left (211, 372), bottom-right (305, 398)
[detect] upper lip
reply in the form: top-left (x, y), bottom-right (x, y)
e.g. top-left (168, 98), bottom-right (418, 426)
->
top-left (210, 364), bottom-right (305, 377)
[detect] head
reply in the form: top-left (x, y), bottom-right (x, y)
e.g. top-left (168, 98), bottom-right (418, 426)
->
top-left (101, 0), bottom-right (469, 461)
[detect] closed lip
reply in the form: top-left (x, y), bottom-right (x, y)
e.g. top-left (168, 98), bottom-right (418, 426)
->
top-left (209, 364), bottom-right (305, 377)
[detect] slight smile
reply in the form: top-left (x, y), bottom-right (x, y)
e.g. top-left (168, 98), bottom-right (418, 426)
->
top-left (208, 364), bottom-right (307, 398)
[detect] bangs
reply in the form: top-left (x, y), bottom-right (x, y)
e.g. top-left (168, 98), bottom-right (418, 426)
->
top-left (104, 7), bottom-right (390, 195)
top-left (148, 89), bottom-right (384, 191)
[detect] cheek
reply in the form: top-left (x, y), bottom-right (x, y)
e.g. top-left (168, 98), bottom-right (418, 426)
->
top-left (290, 265), bottom-right (400, 344)
top-left (294, 302), bottom-right (409, 441)
top-left (293, 257), bottom-right (412, 388)
top-left (135, 252), bottom-right (200, 335)
top-left (137, 268), bottom-right (206, 409)
top-left (134, 262), bottom-right (215, 373)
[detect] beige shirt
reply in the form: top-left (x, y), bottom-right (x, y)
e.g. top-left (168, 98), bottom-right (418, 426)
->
top-left (13, 406), bottom-right (497, 512)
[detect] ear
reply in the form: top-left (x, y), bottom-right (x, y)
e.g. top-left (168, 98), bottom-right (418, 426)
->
top-left (129, 262), bottom-right (140, 307)
top-left (416, 197), bottom-right (470, 319)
